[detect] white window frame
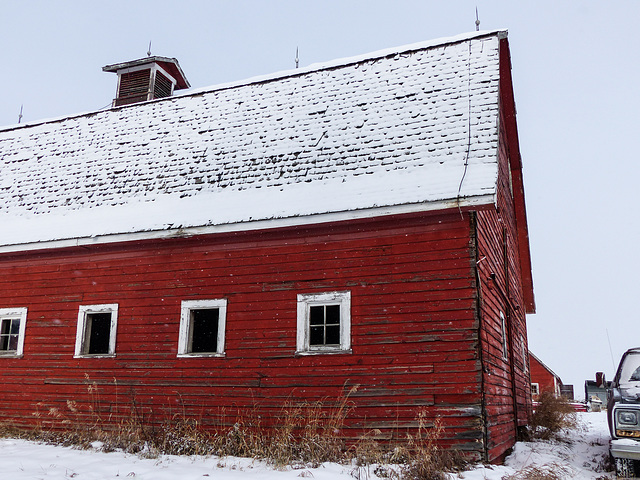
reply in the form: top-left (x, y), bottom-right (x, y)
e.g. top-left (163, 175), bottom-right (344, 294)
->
top-left (178, 299), bottom-right (227, 358)
top-left (531, 383), bottom-right (540, 395)
top-left (296, 291), bottom-right (351, 355)
top-left (74, 304), bottom-right (118, 358)
top-left (0, 307), bottom-right (28, 358)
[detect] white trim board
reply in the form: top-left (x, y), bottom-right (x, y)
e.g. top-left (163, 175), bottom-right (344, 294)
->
top-left (0, 194), bottom-right (495, 254)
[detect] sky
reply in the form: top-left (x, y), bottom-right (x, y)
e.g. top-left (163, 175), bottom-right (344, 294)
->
top-left (0, 0), bottom-right (638, 398)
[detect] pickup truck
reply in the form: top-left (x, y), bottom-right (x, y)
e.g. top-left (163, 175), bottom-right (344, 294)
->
top-left (608, 347), bottom-right (640, 477)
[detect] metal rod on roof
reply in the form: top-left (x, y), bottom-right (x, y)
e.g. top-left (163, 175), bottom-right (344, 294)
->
top-left (606, 328), bottom-right (616, 372)
top-left (295, 47), bottom-right (299, 69)
top-left (18, 105), bottom-right (23, 124)
top-left (147, 41), bottom-right (152, 57)
top-left (475, 7), bottom-right (480, 31)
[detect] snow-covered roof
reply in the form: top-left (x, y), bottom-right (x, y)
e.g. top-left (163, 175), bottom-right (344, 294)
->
top-left (0, 30), bottom-right (506, 252)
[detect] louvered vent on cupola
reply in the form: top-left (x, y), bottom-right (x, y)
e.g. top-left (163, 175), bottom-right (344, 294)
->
top-left (102, 56), bottom-right (190, 107)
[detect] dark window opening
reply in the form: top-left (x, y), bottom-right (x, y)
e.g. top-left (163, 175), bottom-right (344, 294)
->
top-left (0, 318), bottom-right (20, 351)
top-left (86, 313), bottom-right (112, 355)
top-left (190, 308), bottom-right (219, 353)
top-left (309, 304), bottom-right (341, 346)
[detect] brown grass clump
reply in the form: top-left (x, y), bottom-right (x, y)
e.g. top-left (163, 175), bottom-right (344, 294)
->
top-left (261, 396), bottom-right (350, 467)
top-left (501, 462), bottom-right (573, 480)
top-left (398, 412), bottom-right (468, 480)
top-left (0, 381), bottom-right (471, 478)
top-left (2, 380), bottom-right (358, 466)
top-left (530, 392), bottom-right (578, 440)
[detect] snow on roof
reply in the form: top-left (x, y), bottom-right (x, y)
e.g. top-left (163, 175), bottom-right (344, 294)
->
top-left (0, 30), bottom-right (506, 251)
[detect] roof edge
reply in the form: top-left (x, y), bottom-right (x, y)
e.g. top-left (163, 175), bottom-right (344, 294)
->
top-left (0, 194), bottom-right (495, 254)
top-left (529, 351), bottom-right (563, 383)
top-left (0, 29), bottom-right (506, 133)
top-left (183, 29), bottom-right (508, 97)
top-left (102, 56), bottom-right (178, 72)
top-left (499, 35), bottom-right (535, 314)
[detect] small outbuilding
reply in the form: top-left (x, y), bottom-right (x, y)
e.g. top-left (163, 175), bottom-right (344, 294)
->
top-left (529, 352), bottom-right (564, 400)
top-left (585, 373), bottom-right (611, 410)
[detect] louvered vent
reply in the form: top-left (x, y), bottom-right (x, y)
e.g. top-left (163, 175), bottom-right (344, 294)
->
top-left (103, 56), bottom-right (190, 108)
top-left (115, 69), bottom-right (152, 106)
top-left (154, 71), bottom-right (174, 99)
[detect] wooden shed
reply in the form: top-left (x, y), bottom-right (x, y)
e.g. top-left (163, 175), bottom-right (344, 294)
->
top-left (529, 352), bottom-right (563, 400)
top-left (0, 30), bottom-right (534, 462)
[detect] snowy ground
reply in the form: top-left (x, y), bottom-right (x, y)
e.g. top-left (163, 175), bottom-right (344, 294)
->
top-left (0, 412), bottom-right (614, 480)
top-left (453, 411), bottom-right (613, 480)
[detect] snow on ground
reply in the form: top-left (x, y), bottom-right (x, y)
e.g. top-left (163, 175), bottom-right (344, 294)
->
top-left (454, 411), bottom-right (613, 480)
top-left (0, 412), bottom-right (614, 480)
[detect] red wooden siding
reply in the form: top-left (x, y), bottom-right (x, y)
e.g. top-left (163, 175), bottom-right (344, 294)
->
top-left (529, 355), bottom-right (561, 399)
top-left (473, 92), bottom-right (532, 460)
top-left (0, 211), bottom-right (489, 457)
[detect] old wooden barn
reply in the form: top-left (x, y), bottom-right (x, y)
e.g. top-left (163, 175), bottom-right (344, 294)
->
top-left (529, 352), bottom-right (564, 401)
top-left (0, 30), bottom-right (534, 462)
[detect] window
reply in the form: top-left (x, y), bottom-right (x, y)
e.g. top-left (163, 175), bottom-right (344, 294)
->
top-left (297, 291), bottom-right (351, 354)
top-left (74, 304), bottom-right (118, 357)
top-left (178, 299), bottom-right (227, 357)
top-left (531, 383), bottom-right (540, 395)
top-left (0, 308), bottom-right (27, 357)
top-left (500, 311), bottom-right (508, 360)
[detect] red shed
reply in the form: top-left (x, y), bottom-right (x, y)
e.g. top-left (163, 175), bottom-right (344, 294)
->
top-left (529, 352), bottom-right (563, 400)
top-left (0, 30), bottom-right (534, 462)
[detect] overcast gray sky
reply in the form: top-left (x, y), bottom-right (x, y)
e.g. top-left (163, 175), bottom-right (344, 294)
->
top-left (1, 0), bottom-right (638, 398)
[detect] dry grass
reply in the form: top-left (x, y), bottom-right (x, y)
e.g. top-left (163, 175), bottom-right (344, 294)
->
top-left (397, 413), bottom-right (468, 480)
top-left (3, 380), bottom-right (358, 465)
top-left (0, 381), bottom-right (468, 479)
top-left (501, 462), bottom-right (573, 480)
top-left (530, 392), bottom-right (578, 440)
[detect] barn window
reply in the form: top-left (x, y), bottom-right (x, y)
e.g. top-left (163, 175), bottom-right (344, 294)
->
top-left (296, 291), bottom-right (351, 354)
top-left (178, 299), bottom-right (227, 357)
top-left (0, 308), bottom-right (28, 357)
top-left (531, 383), bottom-right (540, 395)
top-left (500, 311), bottom-right (508, 360)
top-left (74, 304), bottom-right (118, 357)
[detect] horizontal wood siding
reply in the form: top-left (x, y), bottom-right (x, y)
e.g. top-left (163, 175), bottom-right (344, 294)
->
top-left (0, 212), bottom-right (485, 456)
top-left (529, 355), bottom-right (559, 398)
top-left (475, 106), bottom-right (532, 461)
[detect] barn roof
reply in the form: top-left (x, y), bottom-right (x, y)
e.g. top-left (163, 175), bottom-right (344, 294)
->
top-left (0, 30), bottom-right (507, 252)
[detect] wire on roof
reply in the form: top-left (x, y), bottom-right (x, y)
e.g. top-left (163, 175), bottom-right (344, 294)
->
top-left (456, 40), bottom-right (474, 218)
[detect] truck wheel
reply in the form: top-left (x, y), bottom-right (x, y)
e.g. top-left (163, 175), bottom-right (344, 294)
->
top-left (615, 457), bottom-right (636, 478)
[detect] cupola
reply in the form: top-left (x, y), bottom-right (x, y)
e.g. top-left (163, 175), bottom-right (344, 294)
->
top-left (102, 56), bottom-right (190, 107)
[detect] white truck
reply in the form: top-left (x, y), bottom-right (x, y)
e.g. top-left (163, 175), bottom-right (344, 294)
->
top-left (608, 347), bottom-right (640, 477)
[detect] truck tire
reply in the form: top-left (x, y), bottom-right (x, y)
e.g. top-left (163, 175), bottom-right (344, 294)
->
top-left (615, 457), bottom-right (636, 478)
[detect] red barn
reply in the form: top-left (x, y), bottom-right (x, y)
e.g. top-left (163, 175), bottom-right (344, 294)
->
top-left (529, 352), bottom-right (563, 400)
top-left (0, 30), bottom-right (534, 462)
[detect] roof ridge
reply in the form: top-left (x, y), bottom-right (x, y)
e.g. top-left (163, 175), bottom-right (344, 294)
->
top-left (0, 29), bottom-right (506, 133)
top-left (183, 29), bottom-right (507, 95)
